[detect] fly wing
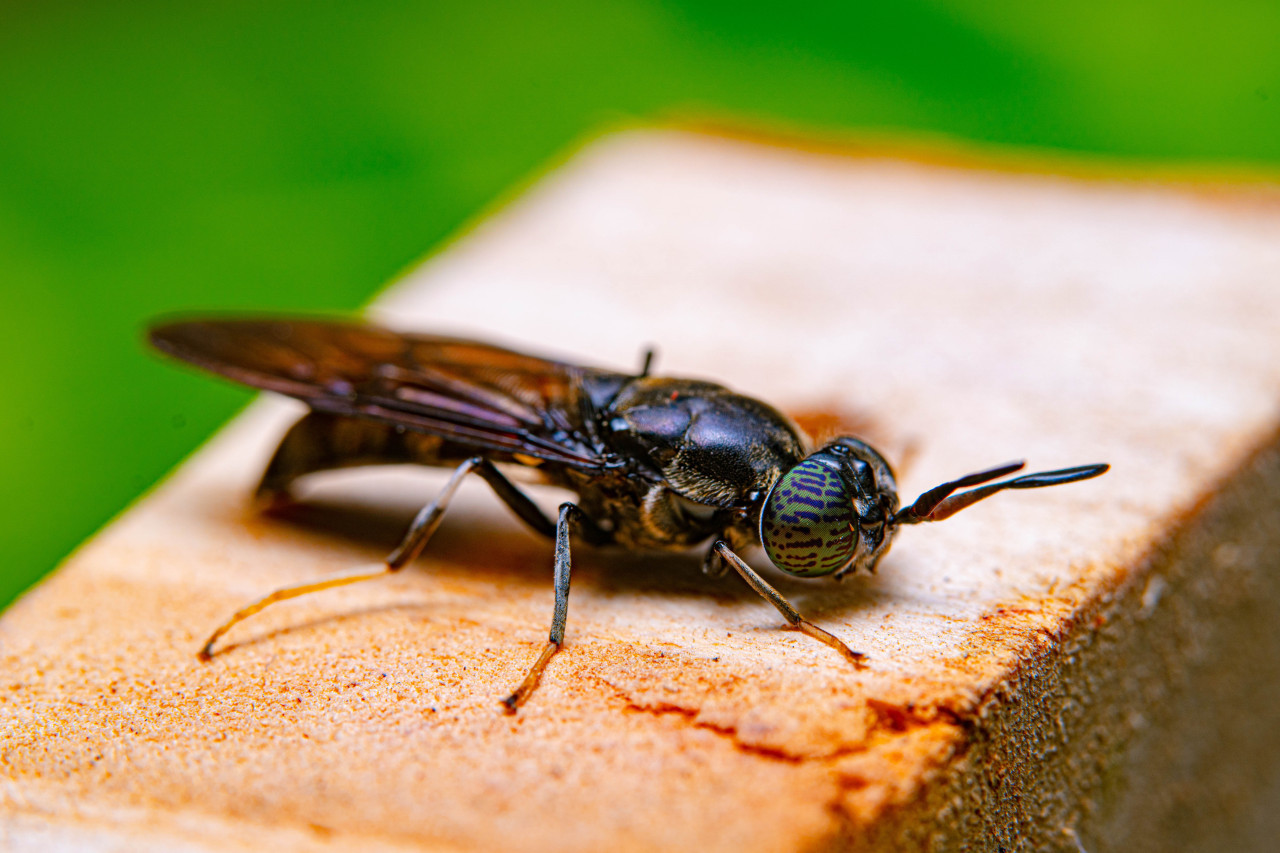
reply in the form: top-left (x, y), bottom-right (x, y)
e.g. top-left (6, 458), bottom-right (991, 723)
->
top-left (149, 317), bottom-right (632, 469)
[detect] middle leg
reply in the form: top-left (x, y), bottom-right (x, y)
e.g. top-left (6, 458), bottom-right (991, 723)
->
top-left (501, 502), bottom-right (584, 713)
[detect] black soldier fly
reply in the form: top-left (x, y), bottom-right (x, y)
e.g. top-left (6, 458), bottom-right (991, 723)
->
top-left (149, 317), bottom-right (1108, 712)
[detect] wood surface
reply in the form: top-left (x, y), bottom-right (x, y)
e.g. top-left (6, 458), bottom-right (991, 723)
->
top-left (4, 129), bottom-right (1280, 851)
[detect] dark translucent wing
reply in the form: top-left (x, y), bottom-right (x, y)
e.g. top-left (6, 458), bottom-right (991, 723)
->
top-left (149, 318), bottom-right (632, 469)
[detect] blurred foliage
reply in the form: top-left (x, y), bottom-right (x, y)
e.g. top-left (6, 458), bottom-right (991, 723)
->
top-left (1, 0), bottom-right (1278, 606)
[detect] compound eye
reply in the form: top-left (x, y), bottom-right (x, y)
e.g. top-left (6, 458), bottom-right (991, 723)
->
top-left (760, 458), bottom-right (858, 577)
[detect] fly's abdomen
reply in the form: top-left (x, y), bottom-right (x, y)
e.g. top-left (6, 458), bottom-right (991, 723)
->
top-left (257, 411), bottom-right (454, 497)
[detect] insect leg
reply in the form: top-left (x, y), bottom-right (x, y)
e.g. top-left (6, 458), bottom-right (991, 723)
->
top-left (502, 502), bottom-right (582, 713)
top-left (713, 540), bottom-right (867, 668)
top-left (638, 345), bottom-right (657, 377)
top-left (200, 455), bottom-right (486, 659)
top-left (701, 543), bottom-right (729, 578)
top-left (456, 459), bottom-right (610, 543)
top-left (468, 460), bottom-right (557, 539)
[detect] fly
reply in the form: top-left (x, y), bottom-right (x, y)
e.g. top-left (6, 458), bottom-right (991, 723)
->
top-left (149, 317), bottom-right (1108, 712)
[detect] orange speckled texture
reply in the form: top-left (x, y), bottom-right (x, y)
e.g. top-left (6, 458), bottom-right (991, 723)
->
top-left (4, 130), bottom-right (1280, 851)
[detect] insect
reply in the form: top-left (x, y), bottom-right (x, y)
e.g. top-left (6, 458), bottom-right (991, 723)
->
top-left (149, 317), bottom-right (1108, 712)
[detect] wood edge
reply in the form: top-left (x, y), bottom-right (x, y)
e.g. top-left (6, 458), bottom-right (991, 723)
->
top-left (375, 116), bottom-right (1280, 309)
top-left (665, 112), bottom-right (1280, 193)
top-left (833, 424), bottom-right (1280, 849)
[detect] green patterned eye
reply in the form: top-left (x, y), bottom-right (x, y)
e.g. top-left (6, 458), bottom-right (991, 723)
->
top-left (760, 456), bottom-right (857, 577)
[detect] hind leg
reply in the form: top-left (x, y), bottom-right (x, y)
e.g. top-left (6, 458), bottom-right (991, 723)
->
top-left (203, 454), bottom-right (564, 657)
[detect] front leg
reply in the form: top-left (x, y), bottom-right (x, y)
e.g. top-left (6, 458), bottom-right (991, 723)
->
top-left (713, 540), bottom-right (867, 668)
top-left (701, 522), bottom-right (753, 578)
top-left (702, 544), bottom-right (729, 578)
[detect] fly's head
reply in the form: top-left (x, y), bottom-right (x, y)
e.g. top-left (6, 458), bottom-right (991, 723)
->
top-left (759, 436), bottom-right (1110, 580)
top-left (759, 437), bottom-right (899, 578)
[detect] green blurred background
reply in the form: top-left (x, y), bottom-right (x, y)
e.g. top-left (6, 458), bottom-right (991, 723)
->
top-left (2, 0), bottom-right (1278, 608)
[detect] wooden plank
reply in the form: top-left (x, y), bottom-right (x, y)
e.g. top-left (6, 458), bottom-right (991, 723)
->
top-left (3, 128), bottom-right (1280, 852)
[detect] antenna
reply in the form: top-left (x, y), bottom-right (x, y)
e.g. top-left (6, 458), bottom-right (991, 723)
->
top-left (894, 462), bottom-right (1109, 525)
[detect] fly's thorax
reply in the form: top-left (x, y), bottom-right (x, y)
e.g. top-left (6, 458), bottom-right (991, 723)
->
top-left (760, 437), bottom-right (900, 578)
top-left (604, 376), bottom-right (806, 509)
